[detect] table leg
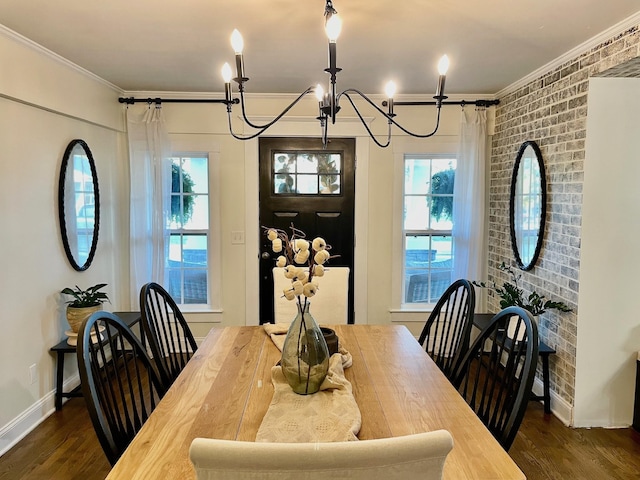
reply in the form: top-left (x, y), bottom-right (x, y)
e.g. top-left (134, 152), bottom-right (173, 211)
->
top-left (541, 353), bottom-right (551, 414)
top-left (55, 352), bottom-right (65, 411)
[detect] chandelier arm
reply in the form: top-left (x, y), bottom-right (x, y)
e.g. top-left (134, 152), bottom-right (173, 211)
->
top-left (390, 106), bottom-right (442, 138)
top-left (236, 86), bottom-right (316, 130)
top-left (226, 110), bottom-right (270, 140)
top-left (338, 88), bottom-right (389, 117)
top-left (341, 93), bottom-right (391, 148)
top-left (339, 88), bottom-right (443, 139)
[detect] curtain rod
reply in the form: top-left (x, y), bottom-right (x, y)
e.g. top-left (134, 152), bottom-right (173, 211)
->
top-left (383, 99), bottom-right (500, 107)
top-left (118, 96), bottom-right (499, 107)
top-left (118, 97), bottom-right (229, 105)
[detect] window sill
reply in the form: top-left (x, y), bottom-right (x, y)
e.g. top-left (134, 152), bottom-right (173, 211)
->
top-left (389, 308), bottom-right (434, 323)
top-left (390, 305), bottom-right (436, 313)
top-left (179, 308), bottom-right (223, 323)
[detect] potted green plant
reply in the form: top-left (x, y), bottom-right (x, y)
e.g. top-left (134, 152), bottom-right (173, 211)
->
top-left (472, 263), bottom-right (572, 316)
top-left (61, 283), bottom-right (110, 333)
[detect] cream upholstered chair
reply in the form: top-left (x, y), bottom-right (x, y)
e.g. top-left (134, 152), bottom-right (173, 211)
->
top-left (190, 430), bottom-right (453, 480)
top-left (273, 266), bottom-right (350, 324)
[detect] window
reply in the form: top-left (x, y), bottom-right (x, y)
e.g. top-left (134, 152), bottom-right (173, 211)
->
top-left (272, 151), bottom-right (341, 195)
top-left (167, 155), bottom-right (209, 305)
top-left (403, 155), bottom-right (456, 304)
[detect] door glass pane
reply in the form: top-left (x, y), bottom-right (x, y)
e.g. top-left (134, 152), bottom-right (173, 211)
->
top-left (318, 154), bottom-right (341, 173)
top-left (296, 153), bottom-right (318, 173)
top-left (274, 153), bottom-right (295, 173)
top-left (296, 174), bottom-right (318, 194)
top-left (272, 150), bottom-right (342, 196)
top-left (320, 175), bottom-right (340, 194)
top-left (274, 174), bottom-right (297, 194)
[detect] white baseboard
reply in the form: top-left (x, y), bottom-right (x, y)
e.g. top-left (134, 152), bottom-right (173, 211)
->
top-left (0, 374), bottom-right (81, 457)
top-left (531, 377), bottom-right (573, 426)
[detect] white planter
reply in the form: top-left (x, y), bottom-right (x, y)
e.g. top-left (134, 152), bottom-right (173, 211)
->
top-left (506, 314), bottom-right (537, 342)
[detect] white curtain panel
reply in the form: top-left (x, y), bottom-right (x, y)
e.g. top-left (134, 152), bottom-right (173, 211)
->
top-left (452, 108), bottom-right (487, 287)
top-left (126, 105), bottom-right (172, 309)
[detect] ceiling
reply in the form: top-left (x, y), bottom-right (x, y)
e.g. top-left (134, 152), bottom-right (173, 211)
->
top-left (1, 0), bottom-right (639, 96)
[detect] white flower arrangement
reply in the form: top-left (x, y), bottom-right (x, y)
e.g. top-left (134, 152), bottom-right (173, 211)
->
top-left (265, 225), bottom-right (335, 306)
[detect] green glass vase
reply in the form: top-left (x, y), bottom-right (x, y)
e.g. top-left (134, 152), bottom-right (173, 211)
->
top-left (281, 301), bottom-right (329, 395)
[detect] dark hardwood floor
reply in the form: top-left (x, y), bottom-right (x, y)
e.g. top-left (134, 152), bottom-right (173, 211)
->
top-left (511, 402), bottom-right (640, 480)
top-left (0, 398), bottom-right (110, 480)
top-left (0, 399), bottom-right (639, 479)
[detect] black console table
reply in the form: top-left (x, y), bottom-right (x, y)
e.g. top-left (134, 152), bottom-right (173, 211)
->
top-left (473, 313), bottom-right (556, 414)
top-left (49, 311), bottom-right (140, 410)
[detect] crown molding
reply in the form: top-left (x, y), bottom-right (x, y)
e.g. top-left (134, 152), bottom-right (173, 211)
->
top-left (497, 10), bottom-right (640, 98)
top-left (0, 23), bottom-right (123, 94)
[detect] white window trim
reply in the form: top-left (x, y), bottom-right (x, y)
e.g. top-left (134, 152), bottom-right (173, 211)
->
top-left (169, 136), bottom-right (222, 318)
top-left (390, 138), bottom-right (458, 313)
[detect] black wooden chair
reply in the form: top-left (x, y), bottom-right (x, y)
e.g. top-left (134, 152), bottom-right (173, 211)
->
top-left (417, 279), bottom-right (476, 382)
top-left (77, 311), bottom-right (166, 466)
top-left (139, 282), bottom-right (198, 390)
top-left (452, 306), bottom-right (539, 450)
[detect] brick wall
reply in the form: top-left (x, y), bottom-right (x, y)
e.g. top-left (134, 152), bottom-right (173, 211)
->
top-left (490, 25), bottom-right (640, 406)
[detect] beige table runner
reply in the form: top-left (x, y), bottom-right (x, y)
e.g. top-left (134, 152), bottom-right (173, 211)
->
top-left (257, 325), bottom-right (361, 442)
top-left (256, 354), bottom-right (362, 443)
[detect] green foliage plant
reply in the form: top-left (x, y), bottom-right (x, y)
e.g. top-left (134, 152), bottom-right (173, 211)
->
top-left (472, 263), bottom-right (572, 316)
top-left (429, 168), bottom-right (455, 221)
top-left (171, 163), bottom-right (196, 224)
top-left (61, 283), bottom-right (110, 308)
top-left (317, 153), bottom-right (340, 193)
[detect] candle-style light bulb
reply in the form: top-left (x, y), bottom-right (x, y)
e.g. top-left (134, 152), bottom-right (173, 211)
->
top-left (230, 29), bottom-right (246, 84)
top-left (221, 63), bottom-right (232, 83)
top-left (315, 84), bottom-right (327, 119)
top-left (438, 55), bottom-right (450, 75)
top-left (325, 14), bottom-right (342, 42)
top-left (231, 29), bottom-right (244, 54)
top-left (222, 63), bottom-right (233, 104)
top-left (384, 81), bottom-right (397, 99)
top-left (385, 81), bottom-right (397, 117)
top-left (435, 55), bottom-right (449, 101)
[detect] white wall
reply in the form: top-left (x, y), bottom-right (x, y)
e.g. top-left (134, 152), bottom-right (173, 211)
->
top-left (0, 26), bottom-right (126, 453)
top-left (574, 77), bottom-right (640, 427)
top-left (0, 23), bottom-right (469, 454)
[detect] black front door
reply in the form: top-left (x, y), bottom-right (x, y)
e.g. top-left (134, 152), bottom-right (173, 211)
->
top-left (258, 137), bottom-right (356, 324)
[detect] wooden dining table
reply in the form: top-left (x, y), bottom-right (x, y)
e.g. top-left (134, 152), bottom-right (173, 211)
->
top-left (106, 324), bottom-right (525, 479)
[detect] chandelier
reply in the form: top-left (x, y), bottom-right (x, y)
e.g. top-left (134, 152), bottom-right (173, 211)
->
top-left (220, 0), bottom-right (449, 148)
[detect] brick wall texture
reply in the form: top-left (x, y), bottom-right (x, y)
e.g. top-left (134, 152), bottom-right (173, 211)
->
top-left (490, 25), bottom-right (640, 406)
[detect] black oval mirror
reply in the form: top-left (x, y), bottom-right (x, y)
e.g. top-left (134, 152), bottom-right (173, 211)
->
top-left (58, 139), bottom-right (100, 271)
top-left (509, 141), bottom-right (546, 271)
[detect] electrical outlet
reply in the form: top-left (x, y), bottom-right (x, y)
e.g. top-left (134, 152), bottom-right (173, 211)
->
top-left (29, 364), bottom-right (38, 385)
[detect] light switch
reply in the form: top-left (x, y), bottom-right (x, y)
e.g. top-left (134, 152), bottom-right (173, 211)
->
top-left (231, 231), bottom-right (245, 244)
